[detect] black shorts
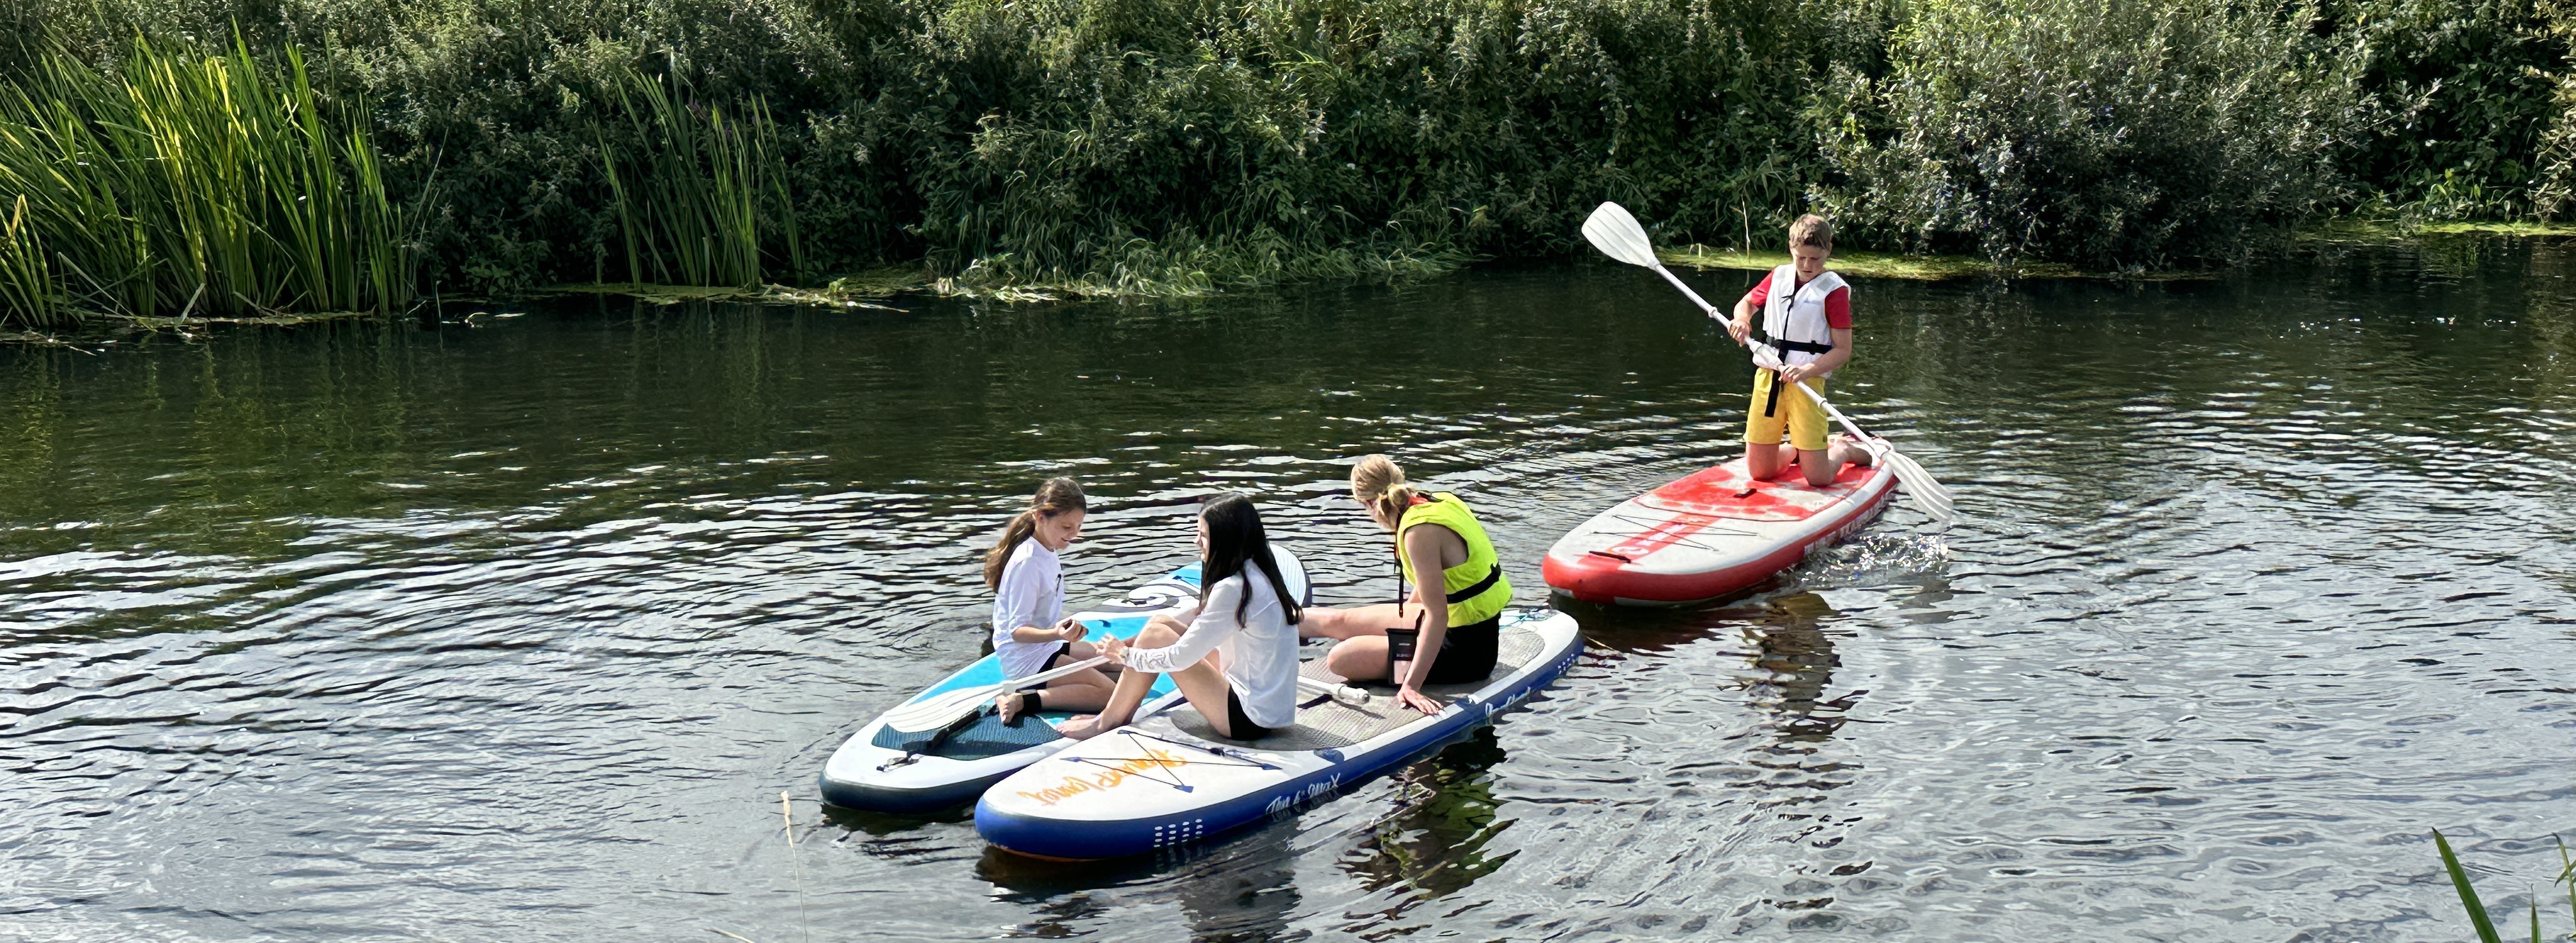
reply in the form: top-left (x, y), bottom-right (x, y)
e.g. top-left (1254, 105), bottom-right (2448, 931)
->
top-left (1039, 642), bottom-right (1073, 671)
top-left (1419, 615), bottom-right (1502, 686)
top-left (1223, 688), bottom-right (1277, 741)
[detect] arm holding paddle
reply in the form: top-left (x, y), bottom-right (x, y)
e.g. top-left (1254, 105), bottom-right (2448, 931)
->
top-left (1774, 328), bottom-right (1851, 387)
top-left (1008, 617), bottom-right (1087, 645)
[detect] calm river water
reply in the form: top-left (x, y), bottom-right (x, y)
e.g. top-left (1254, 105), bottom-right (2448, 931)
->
top-left (4, 238), bottom-right (2572, 942)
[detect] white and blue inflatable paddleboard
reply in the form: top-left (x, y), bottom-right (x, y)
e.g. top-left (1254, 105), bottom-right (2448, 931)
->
top-left (819, 548), bottom-right (1312, 814)
top-left (974, 608), bottom-right (1583, 859)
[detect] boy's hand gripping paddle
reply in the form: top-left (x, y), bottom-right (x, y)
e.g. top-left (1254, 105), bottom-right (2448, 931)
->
top-left (1580, 201), bottom-right (1959, 522)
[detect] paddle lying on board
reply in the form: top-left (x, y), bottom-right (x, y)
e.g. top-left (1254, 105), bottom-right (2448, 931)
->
top-left (1579, 201), bottom-right (1959, 522)
top-left (884, 654), bottom-right (1368, 735)
top-left (882, 654), bottom-right (1112, 733)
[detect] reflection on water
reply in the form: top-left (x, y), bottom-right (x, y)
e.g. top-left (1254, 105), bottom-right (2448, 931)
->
top-left (1341, 729), bottom-right (1517, 901)
top-left (2, 238), bottom-right (2573, 941)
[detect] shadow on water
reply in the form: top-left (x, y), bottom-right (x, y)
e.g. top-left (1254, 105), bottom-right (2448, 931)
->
top-left (817, 802), bottom-right (973, 837)
top-left (1554, 586), bottom-right (1860, 745)
top-left (978, 805), bottom-right (1308, 942)
top-left (1335, 728), bottom-right (1519, 900)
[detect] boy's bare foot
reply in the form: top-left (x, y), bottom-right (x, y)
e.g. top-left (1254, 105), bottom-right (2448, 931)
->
top-left (1834, 433), bottom-right (1876, 467)
top-left (1055, 714), bottom-right (1111, 740)
top-left (995, 691), bottom-right (1029, 724)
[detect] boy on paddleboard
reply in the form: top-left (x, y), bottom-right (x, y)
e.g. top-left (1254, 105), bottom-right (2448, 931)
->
top-left (1726, 215), bottom-right (1874, 486)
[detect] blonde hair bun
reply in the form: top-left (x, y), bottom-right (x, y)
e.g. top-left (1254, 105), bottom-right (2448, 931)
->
top-left (1349, 454), bottom-right (1416, 528)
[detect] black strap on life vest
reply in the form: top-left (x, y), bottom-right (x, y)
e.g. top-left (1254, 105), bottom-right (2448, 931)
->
top-left (1444, 562), bottom-right (1501, 604)
top-left (1752, 319), bottom-right (1831, 419)
top-left (1397, 551), bottom-right (1500, 604)
top-left (1750, 323), bottom-right (1834, 356)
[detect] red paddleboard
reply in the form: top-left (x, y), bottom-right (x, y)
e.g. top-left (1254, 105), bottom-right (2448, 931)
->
top-left (1542, 458), bottom-right (1897, 606)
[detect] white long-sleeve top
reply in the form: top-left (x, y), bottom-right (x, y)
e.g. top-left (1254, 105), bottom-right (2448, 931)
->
top-left (1124, 558), bottom-right (1297, 730)
top-left (991, 539), bottom-right (1064, 679)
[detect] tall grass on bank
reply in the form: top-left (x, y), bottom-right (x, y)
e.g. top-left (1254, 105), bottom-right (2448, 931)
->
top-left (599, 68), bottom-right (801, 288)
top-left (2435, 829), bottom-right (2576, 943)
top-left (0, 36), bottom-right (417, 328)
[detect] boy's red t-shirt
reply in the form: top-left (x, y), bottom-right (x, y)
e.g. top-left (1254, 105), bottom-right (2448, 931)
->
top-left (1738, 273), bottom-right (1853, 329)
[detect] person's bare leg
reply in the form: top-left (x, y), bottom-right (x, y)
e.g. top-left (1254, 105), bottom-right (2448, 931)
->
top-left (997, 668), bottom-right (1115, 723)
top-left (1057, 620), bottom-right (1183, 740)
top-left (1300, 602), bottom-right (1406, 641)
top-left (1798, 447), bottom-right (1841, 487)
top-left (1829, 433), bottom-right (1875, 468)
top-left (1063, 639), bottom-right (1121, 675)
top-left (1324, 635), bottom-right (1392, 682)
top-left (1163, 653), bottom-right (1244, 739)
top-left (1746, 440), bottom-right (1793, 480)
top-left (1040, 668), bottom-right (1115, 714)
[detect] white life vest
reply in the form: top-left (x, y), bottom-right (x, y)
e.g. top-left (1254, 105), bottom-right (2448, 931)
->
top-left (1754, 264), bottom-right (1845, 373)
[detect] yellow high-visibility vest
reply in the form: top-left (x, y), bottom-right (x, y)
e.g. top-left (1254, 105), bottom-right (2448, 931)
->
top-left (1397, 492), bottom-right (1512, 626)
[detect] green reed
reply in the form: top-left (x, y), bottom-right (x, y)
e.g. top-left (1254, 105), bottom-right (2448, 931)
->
top-left (2435, 829), bottom-right (2576, 943)
top-left (0, 35), bottom-right (415, 329)
top-left (0, 195), bottom-right (60, 325)
top-left (599, 66), bottom-right (801, 288)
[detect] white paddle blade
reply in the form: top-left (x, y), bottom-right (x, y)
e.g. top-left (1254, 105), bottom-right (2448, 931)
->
top-left (882, 686), bottom-right (997, 733)
top-left (1873, 439), bottom-right (1953, 503)
top-left (1868, 444), bottom-right (1958, 521)
top-left (1581, 202), bottom-right (1661, 268)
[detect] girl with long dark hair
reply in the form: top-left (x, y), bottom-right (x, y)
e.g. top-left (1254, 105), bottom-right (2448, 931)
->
top-left (985, 477), bottom-right (1115, 723)
top-left (1057, 493), bottom-right (1304, 741)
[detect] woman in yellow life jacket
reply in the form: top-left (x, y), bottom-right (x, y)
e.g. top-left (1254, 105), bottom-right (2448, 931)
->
top-left (1300, 455), bottom-right (1513, 715)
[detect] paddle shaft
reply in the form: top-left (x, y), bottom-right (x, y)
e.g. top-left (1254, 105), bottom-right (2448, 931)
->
top-left (1652, 263), bottom-right (1721, 317)
top-left (882, 654), bottom-right (1112, 732)
top-left (1746, 348), bottom-right (1876, 444)
top-left (1007, 654), bottom-right (1111, 691)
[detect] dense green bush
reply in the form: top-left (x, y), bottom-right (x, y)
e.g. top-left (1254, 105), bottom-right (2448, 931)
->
top-left (0, 0), bottom-right (2568, 323)
top-left (2526, 4), bottom-right (2576, 218)
top-left (2325, 0), bottom-right (2567, 220)
top-left (1810, 0), bottom-right (2368, 268)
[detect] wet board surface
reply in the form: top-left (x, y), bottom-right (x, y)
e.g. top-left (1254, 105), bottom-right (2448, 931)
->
top-left (1639, 461), bottom-right (1873, 521)
top-left (1542, 458), bottom-right (1896, 605)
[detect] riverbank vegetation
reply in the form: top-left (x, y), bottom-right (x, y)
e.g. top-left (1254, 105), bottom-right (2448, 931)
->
top-left (3, 0), bottom-right (2575, 327)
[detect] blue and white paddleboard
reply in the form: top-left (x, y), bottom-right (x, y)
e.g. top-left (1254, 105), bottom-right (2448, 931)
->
top-left (974, 608), bottom-right (1583, 859)
top-left (818, 548), bottom-right (1311, 814)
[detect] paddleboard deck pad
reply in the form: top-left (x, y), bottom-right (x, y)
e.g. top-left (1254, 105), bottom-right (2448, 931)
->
top-left (974, 608), bottom-right (1582, 860)
top-left (819, 549), bottom-right (1310, 814)
top-left (1542, 458), bottom-right (1895, 605)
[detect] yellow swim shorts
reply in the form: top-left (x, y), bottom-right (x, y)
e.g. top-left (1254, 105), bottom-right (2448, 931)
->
top-left (1744, 369), bottom-right (1829, 452)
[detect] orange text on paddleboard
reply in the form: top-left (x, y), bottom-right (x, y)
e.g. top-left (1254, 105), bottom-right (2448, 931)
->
top-left (1015, 748), bottom-right (1190, 806)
